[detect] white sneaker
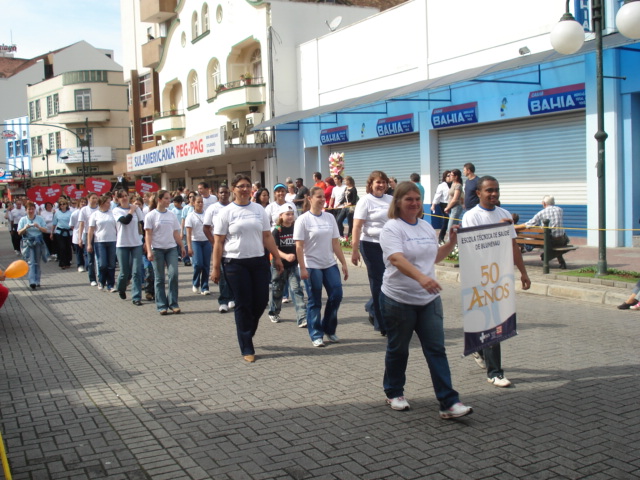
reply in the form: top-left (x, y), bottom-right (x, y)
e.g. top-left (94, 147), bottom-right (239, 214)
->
top-left (488, 375), bottom-right (512, 388)
top-left (282, 297), bottom-right (290, 304)
top-left (386, 396), bottom-right (410, 411)
top-left (472, 352), bottom-right (486, 369)
top-left (201, 290), bottom-right (210, 295)
top-left (109, 287), bottom-right (118, 293)
top-left (327, 334), bottom-right (340, 343)
top-left (90, 281), bottom-right (98, 287)
top-left (192, 285), bottom-right (199, 293)
top-left (269, 314), bottom-right (280, 323)
top-left (97, 283), bottom-right (104, 291)
top-left (312, 338), bottom-right (325, 347)
top-left (228, 301), bottom-right (235, 309)
top-left (219, 304), bottom-right (229, 313)
top-left (298, 321), bottom-right (307, 328)
top-left (78, 266), bottom-right (85, 273)
top-left (439, 402), bottom-right (473, 419)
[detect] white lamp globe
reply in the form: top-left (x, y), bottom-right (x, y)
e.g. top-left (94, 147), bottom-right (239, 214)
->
top-left (551, 18), bottom-right (586, 54)
top-left (616, 0), bottom-right (640, 39)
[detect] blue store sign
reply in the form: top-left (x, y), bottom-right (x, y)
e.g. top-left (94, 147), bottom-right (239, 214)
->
top-left (320, 126), bottom-right (349, 145)
top-left (528, 83), bottom-right (586, 115)
top-left (431, 102), bottom-right (478, 129)
top-left (376, 114), bottom-right (414, 137)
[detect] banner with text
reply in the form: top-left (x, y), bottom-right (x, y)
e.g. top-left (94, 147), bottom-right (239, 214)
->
top-left (458, 222), bottom-right (517, 356)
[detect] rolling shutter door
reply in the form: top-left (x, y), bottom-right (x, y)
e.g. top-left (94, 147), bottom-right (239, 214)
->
top-left (437, 112), bottom-right (586, 205)
top-left (339, 134), bottom-right (420, 190)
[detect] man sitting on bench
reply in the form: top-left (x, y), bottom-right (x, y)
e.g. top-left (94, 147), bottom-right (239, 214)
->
top-left (520, 195), bottom-right (570, 269)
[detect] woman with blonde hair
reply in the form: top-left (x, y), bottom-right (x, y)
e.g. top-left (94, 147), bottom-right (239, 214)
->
top-left (87, 195), bottom-right (118, 292)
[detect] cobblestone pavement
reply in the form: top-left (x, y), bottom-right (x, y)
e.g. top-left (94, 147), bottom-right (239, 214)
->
top-left (1, 232), bottom-right (639, 479)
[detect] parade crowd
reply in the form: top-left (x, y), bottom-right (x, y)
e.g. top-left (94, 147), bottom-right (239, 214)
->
top-left (3, 164), bottom-right (559, 420)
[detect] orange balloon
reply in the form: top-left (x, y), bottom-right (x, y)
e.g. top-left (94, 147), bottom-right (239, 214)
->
top-left (3, 260), bottom-right (29, 278)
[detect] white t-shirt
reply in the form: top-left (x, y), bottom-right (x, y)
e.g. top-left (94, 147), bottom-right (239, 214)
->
top-left (113, 206), bottom-right (144, 247)
top-left (264, 200), bottom-right (298, 226)
top-left (203, 202), bottom-right (229, 226)
top-left (78, 205), bottom-right (99, 236)
top-left (40, 209), bottom-right (54, 232)
top-left (185, 210), bottom-right (208, 241)
top-left (9, 206), bottom-right (26, 225)
top-left (144, 209), bottom-right (181, 249)
top-left (432, 181), bottom-right (450, 204)
top-left (354, 193), bottom-right (392, 243)
top-left (285, 192), bottom-right (296, 203)
top-left (293, 211), bottom-right (339, 269)
top-left (88, 210), bottom-right (117, 243)
top-left (461, 205), bottom-right (516, 239)
top-left (380, 218), bottom-right (439, 306)
top-left (201, 194), bottom-right (218, 210)
top-left (213, 202), bottom-right (270, 259)
top-left (331, 185), bottom-right (347, 208)
top-left (70, 209), bottom-right (81, 244)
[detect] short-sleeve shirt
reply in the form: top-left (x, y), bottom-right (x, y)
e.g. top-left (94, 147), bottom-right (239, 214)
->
top-left (52, 209), bottom-right (72, 232)
top-left (203, 202), bottom-right (228, 226)
top-left (113, 206), bottom-right (144, 247)
top-left (380, 218), bottom-right (439, 306)
top-left (88, 210), bottom-right (117, 243)
top-left (18, 215), bottom-right (45, 240)
top-left (213, 202), bottom-right (270, 259)
top-left (185, 210), bottom-right (208, 241)
top-left (354, 193), bottom-right (392, 243)
top-left (272, 224), bottom-right (297, 268)
top-left (464, 177), bottom-right (479, 210)
top-left (331, 185), bottom-right (347, 208)
top-left (201, 194), bottom-right (218, 210)
top-left (461, 205), bottom-right (516, 239)
top-left (293, 211), bottom-right (339, 269)
top-left (264, 201), bottom-right (297, 226)
top-left (144, 209), bottom-right (181, 249)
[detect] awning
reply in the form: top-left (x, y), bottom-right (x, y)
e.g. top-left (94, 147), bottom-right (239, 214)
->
top-left (253, 33), bottom-right (638, 131)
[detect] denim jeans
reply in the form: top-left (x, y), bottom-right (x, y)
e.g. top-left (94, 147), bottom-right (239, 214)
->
top-left (304, 265), bottom-right (343, 341)
top-left (151, 247), bottom-right (179, 311)
top-left (269, 265), bottom-right (307, 324)
top-left (82, 233), bottom-right (97, 283)
top-left (75, 243), bottom-right (85, 268)
top-left (334, 208), bottom-right (347, 237)
top-left (476, 344), bottom-right (503, 378)
top-left (24, 240), bottom-right (43, 285)
top-left (117, 245), bottom-right (143, 302)
top-left (143, 255), bottom-right (155, 296)
top-left (94, 241), bottom-right (116, 289)
top-left (360, 240), bottom-right (386, 333)
top-left (218, 269), bottom-right (233, 306)
top-left (380, 293), bottom-right (460, 410)
top-left (446, 204), bottom-right (463, 237)
top-left (223, 255), bottom-right (271, 355)
top-left (190, 240), bottom-right (212, 292)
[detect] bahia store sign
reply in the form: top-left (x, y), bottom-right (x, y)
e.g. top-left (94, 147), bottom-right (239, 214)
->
top-left (431, 102), bottom-right (478, 128)
top-left (376, 114), bottom-right (414, 137)
top-left (528, 83), bottom-right (586, 115)
top-left (320, 126), bottom-right (348, 145)
top-left (127, 129), bottom-right (224, 172)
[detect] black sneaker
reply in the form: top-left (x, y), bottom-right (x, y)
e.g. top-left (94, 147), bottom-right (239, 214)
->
top-left (119, 290), bottom-right (126, 300)
top-left (618, 300), bottom-right (638, 310)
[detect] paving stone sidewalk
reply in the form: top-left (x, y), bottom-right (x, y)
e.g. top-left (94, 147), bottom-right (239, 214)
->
top-left (1, 231), bottom-right (639, 479)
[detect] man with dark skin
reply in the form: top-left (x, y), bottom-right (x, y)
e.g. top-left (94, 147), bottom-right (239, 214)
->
top-left (461, 175), bottom-right (531, 388)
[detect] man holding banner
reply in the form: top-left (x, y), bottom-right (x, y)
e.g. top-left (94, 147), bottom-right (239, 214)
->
top-left (459, 176), bottom-right (530, 388)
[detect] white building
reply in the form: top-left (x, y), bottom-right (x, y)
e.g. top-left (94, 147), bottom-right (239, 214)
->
top-left (121, 0), bottom-right (379, 191)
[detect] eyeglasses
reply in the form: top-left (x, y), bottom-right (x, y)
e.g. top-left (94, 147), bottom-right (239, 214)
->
top-left (235, 184), bottom-right (252, 189)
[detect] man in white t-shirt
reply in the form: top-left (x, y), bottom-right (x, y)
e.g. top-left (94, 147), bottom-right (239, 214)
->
top-left (461, 175), bottom-right (530, 388)
top-left (328, 175), bottom-right (347, 236)
top-left (198, 182), bottom-right (218, 210)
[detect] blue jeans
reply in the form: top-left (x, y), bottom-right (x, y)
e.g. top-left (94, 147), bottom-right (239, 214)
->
top-left (24, 240), bottom-right (43, 285)
top-left (380, 293), bottom-right (460, 410)
top-left (218, 269), bottom-right (233, 305)
top-left (82, 233), bottom-right (97, 283)
top-left (117, 245), bottom-right (143, 302)
top-left (476, 344), bottom-right (503, 378)
top-left (447, 204), bottom-right (463, 237)
top-left (223, 255), bottom-right (271, 355)
top-left (191, 240), bottom-right (212, 292)
top-left (360, 240), bottom-right (386, 333)
top-left (304, 265), bottom-right (343, 341)
top-left (94, 241), bottom-right (116, 289)
top-left (75, 243), bottom-right (85, 268)
top-left (151, 247), bottom-right (179, 311)
top-left (269, 265), bottom-right (306, 324)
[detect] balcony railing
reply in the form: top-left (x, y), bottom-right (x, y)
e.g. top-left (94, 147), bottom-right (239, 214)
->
top-left (153, 110), bottom-right (185, 136)
top-left (214, 77), bottom-right (266, 115)
top-left (55, 109), bottom-right (110, 125)
top-left (140, 0), bottom-right (177, 23)
top-left (142, 37), bottom-right (166, 69)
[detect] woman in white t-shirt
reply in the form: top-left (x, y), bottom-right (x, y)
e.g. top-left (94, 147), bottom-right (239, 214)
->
top-left (351, 170), bottom-right (392, 336)
top-left (294, 186), bottom-right (349, 347)
top-left (70, 197), bottom-right (87, 272)
top-left (77, 193), bottom-right (100, 286)
top-left (113, 189), bottom-right (145, 305)
top-left (145, 190), bottom-right (185, 315)
top-left (211, 174), bottom-right (283, 363)
top-left (379, 181), bottom-right (471, 419)
top-left (87, 195), bottom-right (118, 292)
top-left (185, 195), bottom-right (211, 295)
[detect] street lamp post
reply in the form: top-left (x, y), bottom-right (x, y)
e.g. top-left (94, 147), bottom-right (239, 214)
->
top-left (43, 149), bottom-right (51, 186)
top-left (550, 0), bottom-right (640, 276)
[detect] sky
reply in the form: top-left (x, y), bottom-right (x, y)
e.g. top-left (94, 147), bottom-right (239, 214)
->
top-left (0, 0), bottom-right (122, 64)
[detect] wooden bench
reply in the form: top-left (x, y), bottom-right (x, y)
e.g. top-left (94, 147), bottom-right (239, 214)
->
top-left (515, 221), bottom-right (578, 273)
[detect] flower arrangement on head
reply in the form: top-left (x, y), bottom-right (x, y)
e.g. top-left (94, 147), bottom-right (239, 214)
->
top-left (329, 152), bottom-right (345, 177)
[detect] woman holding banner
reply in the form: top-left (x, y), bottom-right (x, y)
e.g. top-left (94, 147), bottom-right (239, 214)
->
top-left (379, 181), bottom-right (472, 419)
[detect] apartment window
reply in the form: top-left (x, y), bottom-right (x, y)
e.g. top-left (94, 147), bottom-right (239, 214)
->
top-left (76, 128), bottom-right (93, 147)
top-left (49, 133), bottom-right (56, 152)
top-left (53, 94), bottom-right (59, 115)
top-left (35, 99), bottom-right (41, 120)
top-left (22, 139), bottom-right (29, 156)
top-left (188, 70), bottom-right (199, 106)
top-left (75, 89), bottom-right (91, 110)
top-left (31, 136), bottom-right (43, 155)
top-left (8, 142), bottom-right (14, 158)
top-left (251, 49), bottom-right (262, 80)
top-left (139, 74), bottom-right (151, 102)
top-left (207, 58), bottom-right (221, 97)
top-left (202, 3), bottom-right (210, 32)
top-left (29, 101), bottom-right (35, 121)
top-left (55, 132), bottom-right (61, 150)
top-left (15, 140), bottom-right (21, 156)
top-left (129, 122), bottom-right (134, 146)
top-left (192, 11), bottom-right (199, 40)
top-left (47, 96), bottom-right (53, 117)
top-left (141, 116), bottom-right (154, 143)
